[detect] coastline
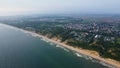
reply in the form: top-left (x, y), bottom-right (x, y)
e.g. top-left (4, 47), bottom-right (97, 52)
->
top-left (0, 23), bottom-right (120, 68)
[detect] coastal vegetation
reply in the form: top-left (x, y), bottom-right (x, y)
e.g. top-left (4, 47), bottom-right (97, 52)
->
top-left (0, 15), bottom-right (120, 61)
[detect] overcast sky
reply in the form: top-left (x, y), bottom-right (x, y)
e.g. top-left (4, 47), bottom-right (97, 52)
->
top-left (0, 0), bottom-right (120, 15)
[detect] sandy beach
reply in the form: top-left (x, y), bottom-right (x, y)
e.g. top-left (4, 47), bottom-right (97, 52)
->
top-left (0, 23), bottom-right (120, 68)
top-left (32, 34), bottom-right (120, 68)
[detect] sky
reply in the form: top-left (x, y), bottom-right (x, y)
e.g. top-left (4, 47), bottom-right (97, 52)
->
top-left (0, 0), bottom-right (120, 16)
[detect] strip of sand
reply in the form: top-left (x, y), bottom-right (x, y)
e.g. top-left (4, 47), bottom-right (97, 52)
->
top-left (0, 23), bottom-right (120, 68)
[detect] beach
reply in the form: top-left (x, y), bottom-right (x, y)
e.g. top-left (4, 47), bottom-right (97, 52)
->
top-left (32, 33), bottom-right (120, 68)
top-left (0, 23), bottom-right (120, 68)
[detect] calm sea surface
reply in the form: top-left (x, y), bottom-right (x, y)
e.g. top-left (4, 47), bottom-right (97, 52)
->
top-left (0, 24), bottom-right (108, 68)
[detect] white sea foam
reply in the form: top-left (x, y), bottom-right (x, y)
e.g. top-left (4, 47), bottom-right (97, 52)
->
top-left (74, 51), bottom-right (114, 68)
top-left (55, 45), bottom-right (70, 52)
top-left (83, 55), bottom-right (115, 68)
top-left (75, 53), bottom-right (83, 57)
top-left (50, 42), bottom-right (54, 45)
top-left (0, 23), bottom-right (116, 68)
top-left (41, 38), bottom-right (46, 41)
top-left (99, 61), bottom-right (115, 68)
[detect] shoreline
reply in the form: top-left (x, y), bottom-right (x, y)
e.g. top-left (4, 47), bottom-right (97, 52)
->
top-left (0, 23), bottom-right (120, 68)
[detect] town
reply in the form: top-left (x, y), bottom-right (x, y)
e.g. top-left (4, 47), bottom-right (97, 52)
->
top-left (0, 15), bottom-right (120, 61)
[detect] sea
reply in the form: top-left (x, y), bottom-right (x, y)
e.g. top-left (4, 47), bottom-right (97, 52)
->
top-left (0, 23), bottom-right (113, 68)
